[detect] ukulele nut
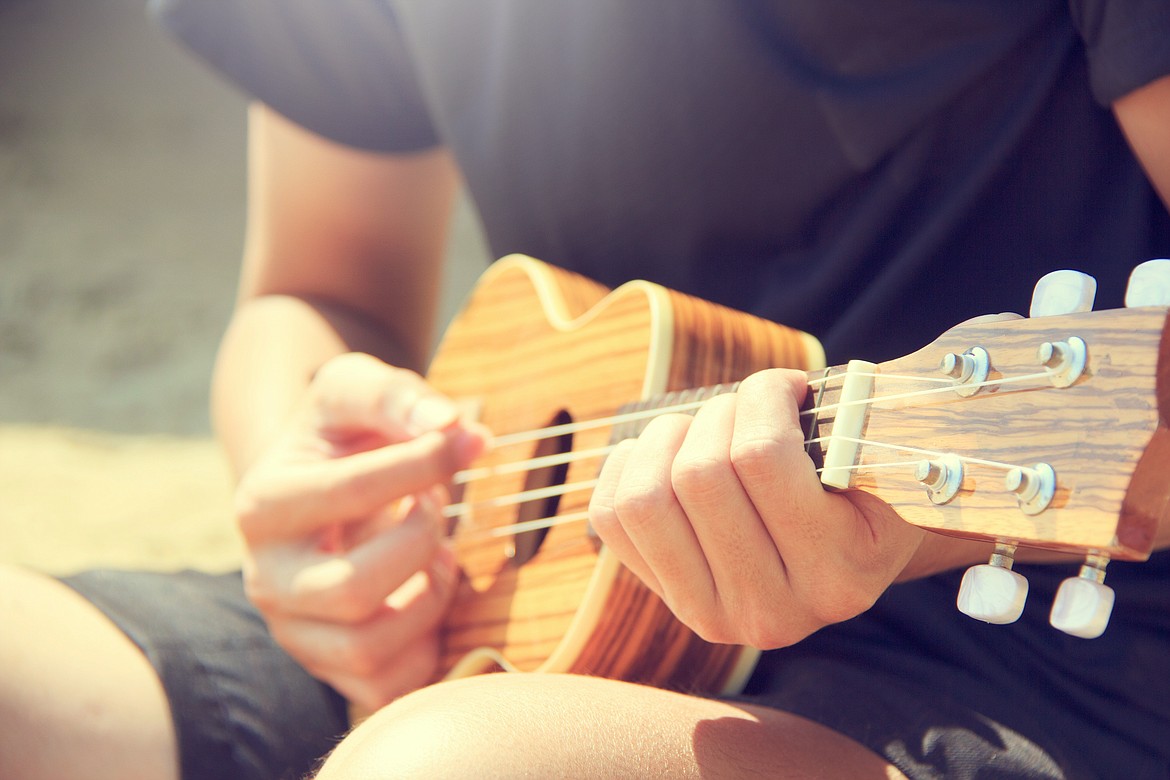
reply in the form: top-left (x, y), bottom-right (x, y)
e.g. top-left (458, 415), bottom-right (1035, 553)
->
top-left (1004, 463), bottom-right (1056, 515)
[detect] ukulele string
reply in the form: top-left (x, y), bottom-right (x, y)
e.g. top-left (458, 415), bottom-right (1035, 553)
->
top-left (449, 440), bottom-right (1023, 544)
top-left (449, 435), bottom-right (1029, 532)
top-left (443, 479), bottom-right (599, 517)
top-left (479, 371), bottom-right (843, 448)
top-left (446, 369), bottom-right (1054, 502)
top-left (475, 370), bottom-right (1050, 453)
top-left (452, 445), bottom-right (616, 485)
top-left (799, 369), bottom-right (1052, 416)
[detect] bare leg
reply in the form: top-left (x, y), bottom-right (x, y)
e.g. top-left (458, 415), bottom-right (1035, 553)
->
top-left (317, 672), bottom-right (904, 779)
top-left (0, 565), bottom-right (178, 780)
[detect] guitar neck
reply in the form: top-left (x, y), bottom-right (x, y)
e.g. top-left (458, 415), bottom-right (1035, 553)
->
top-left (629, 306), bottom-right (1170, 562)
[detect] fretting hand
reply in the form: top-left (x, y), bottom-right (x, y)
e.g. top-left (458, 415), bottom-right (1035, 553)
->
top-left (589, 368), bottom-right (923, 649)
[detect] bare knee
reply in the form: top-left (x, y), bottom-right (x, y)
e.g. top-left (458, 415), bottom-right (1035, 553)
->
top-left (318, 673), bottom-right (728, 779)
top-left (318, 674), bottom-right (581, 779)
top-left (315, 672), bottom-right (902, 780)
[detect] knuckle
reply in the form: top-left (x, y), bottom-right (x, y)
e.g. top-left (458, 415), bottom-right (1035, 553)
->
top-left (612, 481), bottom-right (672, 527)
top-left (320, 579), bottom-right (376, 624)
top-left (587, 501), bottom-right (620, 538)
top-left (742, 367), bottom-right (804, 396)
top-left (315, 352), bottom-right (377, 385)
top-left (738, 610), bottom-right (799, 650)
top-left (289, 560), bottom-right (377, 623)
top-left (663, 592), bottom-right (727, 645)
top-left (684, 610), bottom-right (736, 646)
top-left (729, 429), bottom-right (799, 482)
top-left (808, 578), bottom-right (876, 626)
top-left (671, 453), bottom-right (734, 505)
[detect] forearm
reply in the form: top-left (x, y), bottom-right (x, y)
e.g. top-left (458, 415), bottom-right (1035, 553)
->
top-left (211, 294), bottom-right (420, 479)
top-left (213, 107), bottom-right (457, 479)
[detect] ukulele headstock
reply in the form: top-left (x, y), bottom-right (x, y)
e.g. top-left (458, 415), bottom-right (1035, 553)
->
top-left (813, 263), bottom-right (1170, 637)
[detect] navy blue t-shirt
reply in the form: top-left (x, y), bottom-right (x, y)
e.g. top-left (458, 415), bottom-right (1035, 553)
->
top-left (151, 1), bottom-right (1170, 775)
top-left (153, 0), bottom-right (1170, 364)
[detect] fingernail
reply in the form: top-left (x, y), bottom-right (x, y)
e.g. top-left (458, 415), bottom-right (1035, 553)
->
top-left (408, 395), bottom-right (459, 435)
top-left (452, 426), bottom-right (491, 466)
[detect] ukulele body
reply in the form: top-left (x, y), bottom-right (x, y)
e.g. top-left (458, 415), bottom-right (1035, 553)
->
top-left (427, 255), bottom-right (825, 692)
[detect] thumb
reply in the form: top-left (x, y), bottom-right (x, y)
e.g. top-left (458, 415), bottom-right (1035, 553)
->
top-left (311, 353), bottom-right (460, 441)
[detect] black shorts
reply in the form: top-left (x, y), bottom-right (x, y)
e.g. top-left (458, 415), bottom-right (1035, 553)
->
top-left (61, 570), bottom-right (349, 780)
top-left (63, 555), bottom-right (1170, 780)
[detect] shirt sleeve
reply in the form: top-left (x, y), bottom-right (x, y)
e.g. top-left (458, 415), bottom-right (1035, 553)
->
top-left (148, 0), bottom-right (438, 152)
top-left (1070, 0), bottom-right (1170, 105)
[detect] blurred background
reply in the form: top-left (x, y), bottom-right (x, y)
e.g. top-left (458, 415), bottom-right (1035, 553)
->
top-left (1, 0), bottom-right (488, 573)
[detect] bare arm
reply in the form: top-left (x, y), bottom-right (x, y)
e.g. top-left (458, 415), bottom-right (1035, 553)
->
top-left (1114, 73), bottom-right (1170, 211)
top-left (212, 104), bottom-right (460, 476)
top-left (209, 105), bottom-right (488, 711)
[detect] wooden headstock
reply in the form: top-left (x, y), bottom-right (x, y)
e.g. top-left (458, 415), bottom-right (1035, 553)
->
top-left (819, 305), bottom-right (1170, 558)
top-left (811, 265), bottom-right (1170, 636)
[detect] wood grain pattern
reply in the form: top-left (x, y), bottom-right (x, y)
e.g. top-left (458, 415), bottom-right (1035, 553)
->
top-left (824, 308), bottom-right (1170, 560)
top-left (426, 255), bottom-right (1170, 693)
top-left (427, 256), bottom-right (822, 692)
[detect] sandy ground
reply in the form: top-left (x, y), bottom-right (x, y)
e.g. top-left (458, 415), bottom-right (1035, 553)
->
top-left (1, 0), bottom-right (488, 575)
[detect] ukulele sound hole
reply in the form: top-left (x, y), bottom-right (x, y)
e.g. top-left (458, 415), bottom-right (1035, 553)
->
top-left (508, 409), bottom-right (573, 567)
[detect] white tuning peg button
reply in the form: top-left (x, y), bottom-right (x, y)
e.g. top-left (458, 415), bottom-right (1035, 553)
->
top-left (1049, 555), bottom-right (1114, 638)
top-left (1030, 270), bottom-right (1097, 317)
top-left (1050, 578), bottom-right (1115, 638)
top-left (1125, 259), bottom-right (1170, 307)
top-left (957, 563), bottom-right (1029, 624)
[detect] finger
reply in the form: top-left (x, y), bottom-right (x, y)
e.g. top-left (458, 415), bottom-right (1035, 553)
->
top-left (238, 427), bottom-right (485, 541)
top-left (728, 369), bottom-right (827, 544)
top-left (589, 438), bottom-right (658, 595)
top-left (313, 631), bottom-right (443, 714)
top-left (254, 495), bottom-right (452, 622)
top-left (311, 352), bottom-right (467, 441)
top-left (610, 414), bottom-right (715, 617)
top-left (671, 393), bottom-right (786, 610)
top-left (734, 370), bottom-right (917, 623)
top-left (271, 546), bottom-right (457, 677)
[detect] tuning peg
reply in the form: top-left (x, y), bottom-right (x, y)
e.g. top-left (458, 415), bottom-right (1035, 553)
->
top-left (1125, 259), bottom-right (1170, 307)
top-left (1049, 554), bottom-right (1114, 638)
top-left (1030, 270), bottom-right (1097, 317)
top-left (957, 542), bottom-right (1028, 624)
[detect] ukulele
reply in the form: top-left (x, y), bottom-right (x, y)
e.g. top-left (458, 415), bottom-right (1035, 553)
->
top-left (427, 255), bottom-right (1170, 695)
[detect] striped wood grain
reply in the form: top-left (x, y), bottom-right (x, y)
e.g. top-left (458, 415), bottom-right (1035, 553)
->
top-left (427, 255), bottom-right (823, 692)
